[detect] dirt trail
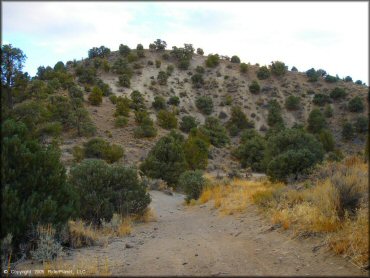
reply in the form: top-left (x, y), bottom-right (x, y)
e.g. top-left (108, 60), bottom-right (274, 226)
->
top-left (65, 190), bottom-right (366, 276)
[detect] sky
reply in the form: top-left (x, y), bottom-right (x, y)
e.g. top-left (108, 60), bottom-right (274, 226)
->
top-left (2, 1), bottom-right (369, 84)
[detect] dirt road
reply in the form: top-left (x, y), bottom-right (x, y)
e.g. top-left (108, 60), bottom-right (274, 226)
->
top-left (69, 190), bottom-right (366, 276)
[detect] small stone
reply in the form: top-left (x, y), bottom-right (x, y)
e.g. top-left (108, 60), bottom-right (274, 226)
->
top-left (125, 243), bottom-right (133, 249)
top-left (182, 262), bottom-right (188, 265)
top-left (154, 227), bottom-right (158, 230)
top-left (195, 254), bottom-right (198, 257)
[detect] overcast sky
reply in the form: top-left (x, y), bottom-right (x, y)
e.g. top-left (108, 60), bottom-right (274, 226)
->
top-left (2, 1), bottom-right (369, 83)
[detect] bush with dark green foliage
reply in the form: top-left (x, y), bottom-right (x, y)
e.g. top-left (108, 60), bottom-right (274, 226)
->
top-left (306, 68), bottom-right (319, 82)
top-left (318, 129), bottom-right (335, 152)
top-left (134, 116), bottom-right (157, 138)
top-left (166, 65), bottom-right (175, 75)
top-left (155, 60), bottom-right (161, 69)
top-left (313, 93), bottom-right (331, 106)
top-left (342, 122), bottom-right (354, 140)
top-left (307, 108), bottom-right (326, 133)
top-left (1, 119), bottom-right (77, 244)
top-left (178, 59), bottom-right (190, 70)
top-left (285, 96), bottom-right (300, 111)
top-left (54, 61), bottom-right (66, 72)
top-left (76, 66), bottom-right (97, 85)
top-left (267, 100), bottom-right (284, 128)
top-left (200, 117), bottom-right (229, 147)
top-left (112, 58), bottom-right (133, 76)
top-left (291, 66), bottom-right (298, 72)
top-left (196, 48), bottom-right (204, 55)
top-left (157, 109), bottom-right (178, 129)
top-left (88, 46), bottom-right (111, 59)
top-left (118, 74), bottom-right (131, 88)
top-left (184, 136), bottom-right (209, 170)
top-left (178, 170), bottom-right (206, 202)
top-left (115, 116), bottom-right (128, 127)
top-left (269, 61), bottom-right (287, 76)
top-left (344, 76), bottom-right (353, 82)
top-left (205, 54), bottom-right (220, 68)
top-left (191, 73), bottom-right (204, 88)
top-left (130, 90), bottom-right (145, 110)
top-left (325, 75), bottom-right (339, 83)
top-left (330, 87), bottom-right (347, 100)
top-left (88, 86), bottom-right (103, 106)
top-left (83, 138), bottom-right (124, 163)
top-left (348, 96), bottom-right (364, 112)
top-left (240, 63), bottom-right (248, 73)
top-left (355, 80), bottom-right (363, 85)
top-left (168, 96), bottom-right (180, 106)
top-left (119, 44), bottom-right (131, 56)
top-left (257, 66), bottom-right (270, 80)
top-left (354, 116), bottom-right (368, 133)
top-left (227, 106), bottom-right (254, 136)
top-left (234, 130), bottom-right (266, 171)
top-left (180, 116), bottom-right (198, 133)
top-left (115, 96), bottom-right (131, 117)
top-left (249, 80), bottom-right (260, 94)
top-left (153, 39), bottom-right (167, 51)
top-left (136, 43), bottom-right (145, 58)
top-left (195, 66), bottom-right (205, 74)
top-left (152, 96), bottom-right (167, 110)
top-left (230, 55), bottom-right (241, 63)
top-left (195, 96), bottom-right (213, 115)
top-left (264, 128), bottom-right (324, 181)
top-left (324, 105), bottom-right (333, 118)
top-left (69, 159), bottom-right (150, 224)
top-left (140, 131), bottom-right (187, 186)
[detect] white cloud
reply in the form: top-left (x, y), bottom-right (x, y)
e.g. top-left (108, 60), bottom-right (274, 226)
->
top-left (3, 1), bottom-right (368, 83)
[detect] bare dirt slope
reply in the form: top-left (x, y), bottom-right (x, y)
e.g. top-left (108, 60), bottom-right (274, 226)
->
top-left (67, 190), bottom-right (366, 276)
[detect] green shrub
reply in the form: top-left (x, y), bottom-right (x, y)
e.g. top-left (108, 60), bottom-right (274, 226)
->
top-left (134, 116), bottom-right (157, 138)
top-left (291, 66), bottom-right (298, 72)
top-left (130, 90), bottom-right (145, 110)
top-left (324, 105), bottom-right (333, 117)
top-left (96, 79), bottom-right (112, 96)
top-left (201, 117), bottom-right (229, 147)
top-left (191, 73), bottom-right (204, 88)
top-left (355, 80), bottom-right (363, 85)
top-left (264, 128), bottom-right (324, 181)
top-left (178, 59), bottom-right (190, 70)
top-left (196, 48), bottom-right (204, 55)
top-left (342, 122), bottom-right (354, 140)
top-left (118, 74), bottom-right (131, 88)
top-left (166, 65), bottom-right (174, 75)
top-left (195, 66), bottom-right (205, 74)
top-left (348, 96), bottom-right (364, 112)
top-left (285, 96), bottom-right (300, 111)
top-left (184, 136), bottom-right (209, 170)
top-left (240, 63), bottom-right (248, 73)
top-left (72, 146), bottom-right (85, 162)
top-left (205, 54), bottom-right (220, 68)
top-left (112, 58), bottom-right (133, 76)
top-left (313, 93), bottom-right (330, 106)
top-left (344, 76), bottom-right (353, 82)
top-left (134, 110), bottom-right (149, 124)
top-left (227, 106), bottom-right (254, 136)
top-left (178, 170), bottom-right (206, 202)
top-left (127, 53), bottom-right (138, 63)
top-left (155, 60), bottom-right (161, 68)
top-left (234, 131), bottom-right (266, 171)
top-left (88, 86), bottom-right (103, 105)
top-left (307, 108), bottom-right (326, 133)
top-left (157, 109), bottom-right (178, 129)
top-left (140, 131), bottom-right (187, 186)
top-left (325, 75), bottom-right (339, 83)
top-left (195, 96), bottom-right (213, 115)
top-left (330, 87), bottom-right (347, 100)
top-left (249, 80), bottom-right (260, 94)
top-left (115, 96), bottom-right (131, 117)
top-left (306, 68), bottom-right (319, 82)
top-left (318, 129), bottom-right (335, 152)
top-left (136, 43), bottom-right (145, 58)
top-left (115, 116), bottom-right (128, 127)
top-left (354, 116), bottom-right (368, 133)
top-left (180, 116), bottom-right (198, 133)
top-left (168, 96), bottom-right (180, 106)
top-left (1, 120), bottom-right (77, 245)
top-left (230, 55), bottom-right (241, 63)
top-left (257, 66), bottom-right (270, 80)
top-left (38, 122), bottom-right (62, 137)
top-left (70, 159), bottom-right (150, 224)
top-left (152, 96), bottom-right (167, 110)
top-left (269, 61), bottom-right (287, 76)
top-left (83, 138), bottom-right (124, 163)
top-left (267, 100), bottom-right (284, 128)
top-left (88, 46), bottom-right (111, 59)
top-left (157, 71), bottom-right (168, 85)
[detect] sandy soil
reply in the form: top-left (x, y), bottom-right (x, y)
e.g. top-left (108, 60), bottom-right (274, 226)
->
top-left (65, 190), bottom-right (366, 276)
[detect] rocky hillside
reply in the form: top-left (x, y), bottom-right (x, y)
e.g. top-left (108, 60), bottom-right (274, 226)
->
top-left (60, 45), bottom-right (368, 173)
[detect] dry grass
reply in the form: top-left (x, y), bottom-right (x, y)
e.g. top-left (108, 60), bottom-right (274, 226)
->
top-left (199, 156), bottom-right (369, 268)
top-left (42, 254), bottom-right (111, 276)
top-left (132, 208), bottom-right (157, 223)
top-left (68, 220), bottom-right (99, 248)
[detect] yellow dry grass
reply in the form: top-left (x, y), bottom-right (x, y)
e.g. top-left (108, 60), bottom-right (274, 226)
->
top-left (199, 156), bottom-right (368, 268)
